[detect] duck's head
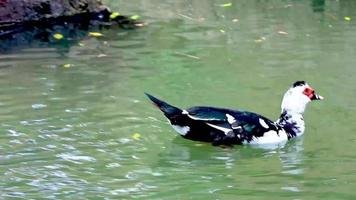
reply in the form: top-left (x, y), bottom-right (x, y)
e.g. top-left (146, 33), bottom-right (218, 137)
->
top-left (281, 81), bottom-right (323, 114)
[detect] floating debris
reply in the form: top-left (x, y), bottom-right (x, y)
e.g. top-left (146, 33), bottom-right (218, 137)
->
top-left (110, 12), bottom-right (120, 20)
top-left (219, 29), bottom-right (226, 33)
top-left (63, 64), bottom-right (72, 68)
top-left (97, 54), bottom-right (107, 58)
top-left (53, 33), bottom-right (64, 40)
top-left (132, 133), bottom-right (141, 140)
top-left (135, 23), bottom-right (146, 27)
top-left (232, 18), bottom-right (239, 22)
top-left (88, 32), bottom-right (104, 37)
top-left (178, 13), bottom-right (194, 20)
top-left (220, 2), bottom-right (232, 7)
top-left (278, 31), bottom-right (288, 35)
top-left (255, 36), bottom-right (266, 43)
top-left (344, 16), bottom-right (351, 21)
top-left (130, 15), bottom-right (140, 20)
top-left (78, 42), bottom-right (85, 47)
top-left (175, 52), bottom-right (201, 60)
top-left (177, 14), bottom-right (205, 22)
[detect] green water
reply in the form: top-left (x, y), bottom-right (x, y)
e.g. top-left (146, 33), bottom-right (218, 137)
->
top-left (1, 0), bottom-right (356, 199)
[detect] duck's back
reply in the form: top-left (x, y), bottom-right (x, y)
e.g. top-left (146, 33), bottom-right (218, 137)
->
top-left (183, 106), bottom-right (282, 145)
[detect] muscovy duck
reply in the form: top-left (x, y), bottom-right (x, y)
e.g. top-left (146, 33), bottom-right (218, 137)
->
top-left (145, 81), bottom-right (323, 146)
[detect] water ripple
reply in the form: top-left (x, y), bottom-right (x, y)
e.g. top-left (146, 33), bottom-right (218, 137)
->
top-left (56, 153), bottom-right (97, 164)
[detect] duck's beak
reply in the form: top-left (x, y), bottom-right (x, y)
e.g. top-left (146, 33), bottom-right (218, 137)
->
top-left (311, 92), bottom-right (324, 100)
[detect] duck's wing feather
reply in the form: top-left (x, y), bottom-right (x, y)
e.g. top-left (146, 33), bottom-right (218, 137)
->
top-left (185, 106), bottom-right (229, 121)
top-left (185, 106), bottom-right (278, 138)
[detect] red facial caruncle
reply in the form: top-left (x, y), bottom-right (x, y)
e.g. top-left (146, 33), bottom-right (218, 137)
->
top-left (303, 87), bottom-right (315, 100)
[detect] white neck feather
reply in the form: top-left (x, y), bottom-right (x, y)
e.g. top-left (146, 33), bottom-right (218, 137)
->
top-left (281, 87), bottom-right (311, 115)
top-left (277, 86), bottom-right (311, 137)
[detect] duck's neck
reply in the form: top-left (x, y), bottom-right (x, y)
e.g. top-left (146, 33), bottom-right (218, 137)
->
top-left (276, 110), bottom-right (305, 139)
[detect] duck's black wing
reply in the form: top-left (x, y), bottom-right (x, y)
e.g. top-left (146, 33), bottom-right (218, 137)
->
top-left (185, 106), bottom-right (279, 144)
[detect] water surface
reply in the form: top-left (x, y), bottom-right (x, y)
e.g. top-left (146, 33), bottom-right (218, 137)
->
top-left (1, 0), bottom-right (356, 199)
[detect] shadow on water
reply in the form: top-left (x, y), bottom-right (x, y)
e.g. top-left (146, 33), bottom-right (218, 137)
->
top-left (0, 11), bottom-right (142, 53)
top-left (311, 0), bottom-right (325, 12)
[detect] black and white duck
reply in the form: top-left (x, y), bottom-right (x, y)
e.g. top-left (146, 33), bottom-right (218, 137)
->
top-left (145, 81), bottom-right (323, 146)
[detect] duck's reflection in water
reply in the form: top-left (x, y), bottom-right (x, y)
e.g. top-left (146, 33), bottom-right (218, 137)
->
top-left (157, 136), bottom-right (305, 173)
top-left (151, 137), bottom-right (306, 196)
top-left (279, 137), bottom-right (305, 175)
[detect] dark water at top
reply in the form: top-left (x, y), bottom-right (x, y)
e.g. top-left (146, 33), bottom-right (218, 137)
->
top-left (1, 0), bottom-right (356, 199)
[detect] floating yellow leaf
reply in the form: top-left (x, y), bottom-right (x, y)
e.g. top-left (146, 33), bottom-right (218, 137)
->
top-left (132, 133), bottom-right (141, 140)
top-left (110, 12), bottom-right (120, 19)
top-left (219, 29), bottom-right (225, 33)
top-left (53, 33), bottom-right (64, 40)
top-left (130, 15), bottom-right (140, 20)
top-left (88, 32), bottom-right (103, 37)
top-left (232, 18), bottom-right (239, 22)
top-left (220, 2), bottom-right (232, 7)
top-left (344, 16), bottom-right (351, 21)
top-left (78, 42), bottom-right (85, 47)
top-left (63, 64), bottom-right (72, 68)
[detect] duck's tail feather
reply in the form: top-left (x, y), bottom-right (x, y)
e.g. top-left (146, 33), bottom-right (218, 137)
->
top-left (145, 93), bottom-right (182, 117)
